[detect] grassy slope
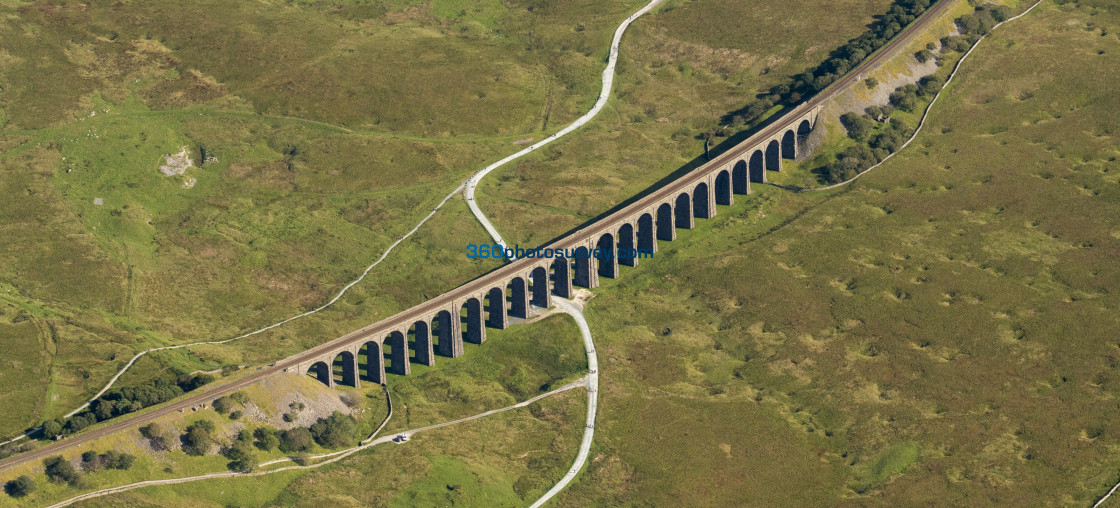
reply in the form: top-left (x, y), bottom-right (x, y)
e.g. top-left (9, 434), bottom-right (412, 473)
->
top-left (0, 312), bottom-right (587, 507)
top-left (541, 2), bottom-right (1120, 505)
top-left (478, 0), bottom-right (896, 247)
top-left (0, 0), bottom-right (645, 436)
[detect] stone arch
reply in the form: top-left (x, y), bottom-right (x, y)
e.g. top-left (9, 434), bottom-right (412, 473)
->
top-left (385, 331), bottom-right (410, 376)
top-left (781, 130), bottom-right (796, 159)
top-left (797, 119), bottom-right (812, 137)
top-left (766, 140), bottom-right (781, 171)
top-left (461, 298), bottom-right (485, 344)
top-left (750, 150), bottom-right (765, 183)
top-left (693, 182), bottom-right (712, 219)
top-left (715, 170), bottom-right (733, 205)
top-left (732, 160), bottom-right (749, 194)
top-left (485, 287), bottom-right (506, 329)
top-left (530, 266), bottom-right (550, 308)
top-left (309, 361), bottom-right (331, 387)
top-left (637, 213), bottom-right (656, 253)
top-left (656, 203), bottom-right (675, 241)
top-left (551, 256), bottom-right (571, 298)
top-left (674, 193), bottom-right (693, 229)
top-left (597, 233), bottom-right (617, 278)
top-left (332, 351), bottom-right (357, 387)
top-left (431, 310), bottom-right (460, 358)
top-left (360, 341), bottom-right (384, 384)
top-left (618, 223), bottom-right (637, 267)
top-left (409, 320), bottom-right (433, 366)
top-left (508, 277), bottom-right (528, 319)
top-left (573, 246), bottom-right (594, 288)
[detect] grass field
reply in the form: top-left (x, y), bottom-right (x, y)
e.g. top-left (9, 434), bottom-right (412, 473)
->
top-left (0, 0), bottom-right (652, 437)
top-left (0, 0), bottom-right (905, 441)
top-left (79, 389), bottom-right (585, 508)
top-left (530, 2), bottom-right (1120, 504)
top-left (0, 309), bottom-right (587, 507)
top-left (477, 0), bottom-right (898, 246)
top-left (8, 0), bottom-right (1120, 506)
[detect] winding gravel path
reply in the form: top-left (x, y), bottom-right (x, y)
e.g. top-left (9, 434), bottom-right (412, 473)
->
top-left (529, 297), bottom-right (599, 508)
top-left (465, 0), bottom-right (666, 250)
top-left (460, 0), bottom-right (666, 501)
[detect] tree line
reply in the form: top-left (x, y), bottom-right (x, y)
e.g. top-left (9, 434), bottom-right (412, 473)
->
top-left (40, 373), bottom-right (215, 439)
top-left (722, 0), bottom-right (936, 131)
top-left (818, 3), bottom-right (1015, 184)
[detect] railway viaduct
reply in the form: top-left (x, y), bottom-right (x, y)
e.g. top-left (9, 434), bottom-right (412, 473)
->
top-left (286, 105), bottom-right (821, 388)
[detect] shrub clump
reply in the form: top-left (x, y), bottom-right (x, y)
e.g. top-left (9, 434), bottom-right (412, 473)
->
top-left (81, 449), bottom-right (135, 471)
top-left (310, 411), bottom-right (359, 449)
top-left (279, 427), bottom-right (314, 453)
top-left (820, 85), bottom-right (929, 184)
top-left (723, 0), bottom-right (935, 128)
top-left (254, 426), bottom-right (281, 451)
top-left (43, 456), bottom-right (82, 487)
top-left (140, 423), bottom-right (176, 451)
top-left (3, 476), bottom-right (35, 498)
top-left (43, 373), bottom-right (214, 438)
top-left (181, 419), bottom-right (216, 456)
top-left (224, 429), bottom-right (258, 472)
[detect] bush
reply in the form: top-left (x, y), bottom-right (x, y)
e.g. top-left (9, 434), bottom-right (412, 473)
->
top-left (864, 76), bottom-right (878, 89)
top-left (81, 450), bottom-right (98, 463)
top-left (43, 456), bottom-right (82, 486)
top-left (230, 410), bottom-right (243, 420)
top-left (103, 450), bottom-right (135, 470)
top-left (889, 84), bottom-right (920, 112)
top-left (280, 427), bottom-right (314, 453)
top-left (254, 427), bottom-right (280, 451)
top-left (0, 442), bottom-right (33, 461)
top-left (139, 423), bottom-right (162, 439)
top-left (940, 35), bottom-right (971, 52)
top-left (4, 476), bottom-right (34, 498)
top-left (889, 117), bottom-right (911, 134)
top-left (191, 419), bottom-right (216, 433)
top-left (955, 9), bottom-right (997, 37)
top-left (64, 414), bottom-right (96, 435)
top-left (41, 420), bottom-right (63, 438)
top-left (310, 411), bottom-right (359, 449)
top-left (990, 5), bottom-right (1014, 22)
top-left (140, 422), bottom-right (174, 450)
top-left (230, 391), bottom-right (249, 405)
top-left (212, 396), bottom-right (236, 415)
top-left (840, 112), bottom-right (874, 141)
top-left (917, 75), bottom-right (944, 97)
top-left (870, 128), bottom-right (906, 153)
top-left (181, 420), bottom-right (215, 456)
top-left (224, 441), bottom-right (257, 472)
top-left (914, 49), bottom-right (934, 63)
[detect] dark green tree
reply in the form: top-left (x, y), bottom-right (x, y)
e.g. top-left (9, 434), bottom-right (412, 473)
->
top-left (4, 475), bottom-right (35, 498)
